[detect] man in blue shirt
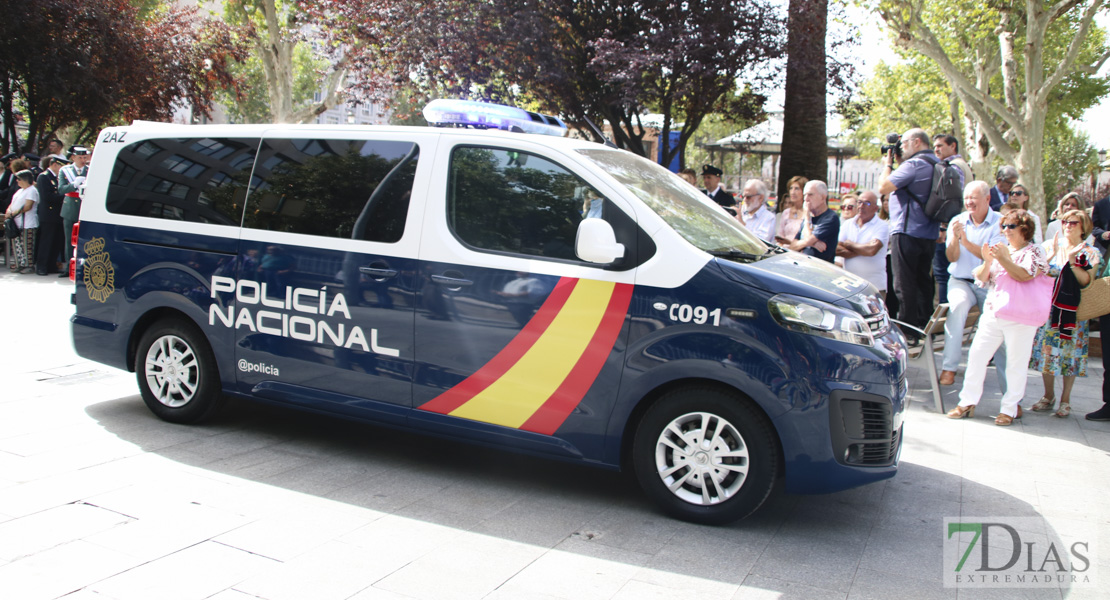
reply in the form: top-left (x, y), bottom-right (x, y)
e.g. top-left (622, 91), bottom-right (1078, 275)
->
top-left (938, 180), bottom-right (1007, 389)
top-left (789, 180), bottom-right (839, 262)
top-left (878, 128), bottom-right (940, 337)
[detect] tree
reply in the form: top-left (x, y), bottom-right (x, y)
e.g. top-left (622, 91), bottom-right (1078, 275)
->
top-left (778, 0), bottom-right (829, 199)
top-left (224, 0), bottom-right (350, 123)
top-left (871, 0), bottom-right (1110, 219)
top-left (308, 0), bottom-right (783, 165)
top-left (0, 0), bottom-right (245, 152)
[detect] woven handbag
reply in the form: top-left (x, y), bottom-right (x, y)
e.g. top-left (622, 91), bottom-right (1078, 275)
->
top-left (1078, 259), bottom-right (1110, 321)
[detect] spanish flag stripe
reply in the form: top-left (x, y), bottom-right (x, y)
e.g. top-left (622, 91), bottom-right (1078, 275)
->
top-left (520, 283), bottom-right (634, 435)
top-left (417, 277), bottom-right (578, 415)
top-left (447, 279), bottom-right (615, 427)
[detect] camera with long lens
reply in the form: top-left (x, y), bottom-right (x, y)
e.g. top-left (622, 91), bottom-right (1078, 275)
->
top-left (880, 133), bottom-right (902, 159)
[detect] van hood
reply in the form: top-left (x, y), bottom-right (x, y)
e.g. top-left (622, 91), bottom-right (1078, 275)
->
top-left (715, 250), bottom-right (873, 305)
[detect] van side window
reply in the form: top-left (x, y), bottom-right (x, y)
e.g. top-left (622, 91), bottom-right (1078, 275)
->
top-left (448, 146), bottom-right (597, 261)
top-left (106, 137), bottom-right (259, 225)
top-left (243, 138), bottom-right (418, 243)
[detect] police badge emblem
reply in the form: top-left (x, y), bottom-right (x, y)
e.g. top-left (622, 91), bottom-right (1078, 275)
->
top-left (83, 237), bottom-right (115, 303)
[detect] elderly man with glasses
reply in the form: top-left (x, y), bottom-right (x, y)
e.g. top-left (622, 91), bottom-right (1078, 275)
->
top-left (989, 165), bottom-right (1019, 211)
top-left (836, 190), bottom-right (890, 298)
top-left (937, 180), bottom-right (1008, 387)
top-left (736, 178), bottom-right (775, 243)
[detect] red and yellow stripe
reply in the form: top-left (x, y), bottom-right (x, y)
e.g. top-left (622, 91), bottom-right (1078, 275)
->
top-left (419, 277), bottom-right (633, 435)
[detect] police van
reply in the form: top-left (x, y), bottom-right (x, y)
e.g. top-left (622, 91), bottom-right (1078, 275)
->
top-left (71, 100), bottom-right (907, 524)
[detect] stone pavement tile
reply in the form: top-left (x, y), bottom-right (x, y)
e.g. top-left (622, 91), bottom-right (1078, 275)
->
top-left (856, 525), bottom-right (943, 583)
top-left (730, 573), bottom-right (845, 600)
top-left (467, 495), bottom-right (590, 548)
top-left (570, 499), bottom-right (683, 555)
top-left (233, 539), bottom-right (412, 600)
top-left (162, 427), bottom-right (292, 464)
top-left (638, 525), bottom-right (772, 585)
top-left (847, 567), bottom-right (952, 600)
top-left (488, 538), bottom-right (650, 600)
top-left (405, 474), bottom-right (531, 522)
top-left (872, 488), bottom-right (961, 532)
top-left (0, 463), bottom-right (134, 519)
top-left (254, 451), bottom-right (395, 497)
top-left (0, 502), bottom-right (133, 562)
top-left (214, 504), bottom-right (378, 562)
top-left (882, 460), bottom-right (963, 504)
top-left (1081, 427), bottom-right (1110, 453)
top-left (748, 536), bottom-right (867, 593)
top-left (1035, 481), bottom-right (1106, 522)
top-left (202, 445), bottom-right (319, 481)
top-left (324, 464), bottom-right (452, 513)
top-left (346, 587), bottom-right (420, 600)
top-left (339, 513), bottom-right (466, 560)
top-left (374, 534), bottom-right (545, 600)
top-left (89, 541), bottom-right (277, 600)
top-left (83, 502), bottom-right (254, 562)
top-left (952, 584), bottom-right (1064, 599)
top-left (766, 496), bottom-right (878, 547)
top-left (205, 590), bottom-right (269, 600)
top-left (0, 540), bottom-right (139, 600)
top-left (611, 575), bottom-right (738, 600)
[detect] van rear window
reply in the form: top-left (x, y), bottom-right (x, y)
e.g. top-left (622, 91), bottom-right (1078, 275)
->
top-left (106, 137), bottom-right (259, 226)
top-left (242, 138), bottom-right (418, 243)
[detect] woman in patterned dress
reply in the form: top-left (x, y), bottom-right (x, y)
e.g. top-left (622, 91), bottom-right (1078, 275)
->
top-left (948, 209), bottom-right (1050, 425)
top-left (1029, 209), bottom-right (1099, 418)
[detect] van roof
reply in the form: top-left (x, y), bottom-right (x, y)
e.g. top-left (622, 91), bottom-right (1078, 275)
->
top-left (122, 121), bottom-right (609, 152)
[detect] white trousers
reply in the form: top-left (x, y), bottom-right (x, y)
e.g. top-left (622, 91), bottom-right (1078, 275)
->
top-left (957, 312), bottom-right (1038, 417)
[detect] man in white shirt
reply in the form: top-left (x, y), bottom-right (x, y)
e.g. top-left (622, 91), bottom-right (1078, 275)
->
top-left (835, 190), bottom-right (890, 297)
top-left (736, 179), bottom-right (775, 243)
top-left (938, 180), bottom-right (1007, 387)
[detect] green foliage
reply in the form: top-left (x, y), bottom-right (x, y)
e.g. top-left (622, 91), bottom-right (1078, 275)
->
top-left (1042, 118), bottom-right (1098, 209)
top-left (217, 44), bottom-right (325, 123)
top-left (842, 58), bottom-right (954, 160)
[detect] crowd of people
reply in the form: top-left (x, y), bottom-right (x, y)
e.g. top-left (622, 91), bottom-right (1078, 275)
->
top-left (695, 126), bottom-right (1110, 425)
top-left (2, 141), bottom-right (89, 275)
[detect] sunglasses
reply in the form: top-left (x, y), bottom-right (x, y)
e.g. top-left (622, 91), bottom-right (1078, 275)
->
top-left (842, 204), bottom-right (857, 210)
top-left (1010, 190), bottom-right (1026, 196)
top-left (1062, 220), bottom-right (1081, 227)
top-left (1000, 224), bottom-right (1020, 230)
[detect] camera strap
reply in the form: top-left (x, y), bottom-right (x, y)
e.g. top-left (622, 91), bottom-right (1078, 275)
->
top-left (898, 153), bottom-right (937, 230)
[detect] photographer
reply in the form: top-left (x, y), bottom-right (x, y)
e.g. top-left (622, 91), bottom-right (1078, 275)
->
top-left (878, 128), bottom-right (941, 340)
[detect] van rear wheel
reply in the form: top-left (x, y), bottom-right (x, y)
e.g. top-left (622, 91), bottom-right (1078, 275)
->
top-left (136, 319), bottom-right (222, 424)
top-left (632, 387), bottom-right (778, 525)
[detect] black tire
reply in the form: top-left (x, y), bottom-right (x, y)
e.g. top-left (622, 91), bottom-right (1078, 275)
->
top-left (632, 386), bottom-right (778, 525)
top-left (135, 318), bottom-right (223, 424)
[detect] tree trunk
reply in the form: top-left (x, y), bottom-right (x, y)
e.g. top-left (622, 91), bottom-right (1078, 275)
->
top-left (777, 0), bottom-right (828, 200)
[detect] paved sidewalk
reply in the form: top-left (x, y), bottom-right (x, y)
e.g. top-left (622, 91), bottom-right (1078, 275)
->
top-left (0, 272), bottom-right (1107, 599)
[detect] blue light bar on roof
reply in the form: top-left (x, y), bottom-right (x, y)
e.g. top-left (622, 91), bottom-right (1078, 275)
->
top-left (423, 99), bottom-right (568, 137)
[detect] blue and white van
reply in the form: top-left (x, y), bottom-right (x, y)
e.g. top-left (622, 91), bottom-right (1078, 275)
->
top-left (71, 101), bottom-right (907, 524)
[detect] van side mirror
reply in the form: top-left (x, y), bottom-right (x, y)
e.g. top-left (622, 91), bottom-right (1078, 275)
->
top-left (576, 218), bottom-right (625, 264)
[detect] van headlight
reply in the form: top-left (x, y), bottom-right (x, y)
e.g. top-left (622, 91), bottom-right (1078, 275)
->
top-left (768, 294), bottom-right (874, 346)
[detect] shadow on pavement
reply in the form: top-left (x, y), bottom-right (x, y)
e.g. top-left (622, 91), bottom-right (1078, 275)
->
top-left (84, 393), bottom-right (1084, 597)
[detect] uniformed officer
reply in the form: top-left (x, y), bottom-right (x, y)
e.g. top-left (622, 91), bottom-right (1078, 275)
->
top-left (59, 146), bottom-right (91, 268)
top-left (701, 164), bottom-right (736, 215)
top-left (35, 155), bottom-right (69, 275)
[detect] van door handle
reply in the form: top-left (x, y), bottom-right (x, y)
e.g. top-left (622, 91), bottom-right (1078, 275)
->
top-left (359, 266), bottom-right (397, 279)
top-left (431, 274), bottom-right (473, 287)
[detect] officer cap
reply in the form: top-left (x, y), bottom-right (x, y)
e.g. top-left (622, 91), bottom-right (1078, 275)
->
top-left (0, 153), bottom-right (16, 163)
top-left (49, 154), bottom-right (71, 165)
top-left (22, 153), bottom-right (40, 163)
top-left (701, 164), bottom-right (723, 177)
top-left (69, 146), bottom-right (91, 156)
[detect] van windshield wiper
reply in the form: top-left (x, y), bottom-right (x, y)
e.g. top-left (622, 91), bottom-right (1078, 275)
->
top-left (708, 249), bottom-right (763, 262)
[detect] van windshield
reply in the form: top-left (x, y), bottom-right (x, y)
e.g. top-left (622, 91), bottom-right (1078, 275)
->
top-left (578, 148), bottom-right (768, 256)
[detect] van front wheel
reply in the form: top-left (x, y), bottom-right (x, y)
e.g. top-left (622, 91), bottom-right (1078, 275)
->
top-left (136, 319), bottom-right (222, 424)
top-left (632, 387), bottom-right (778, 525)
